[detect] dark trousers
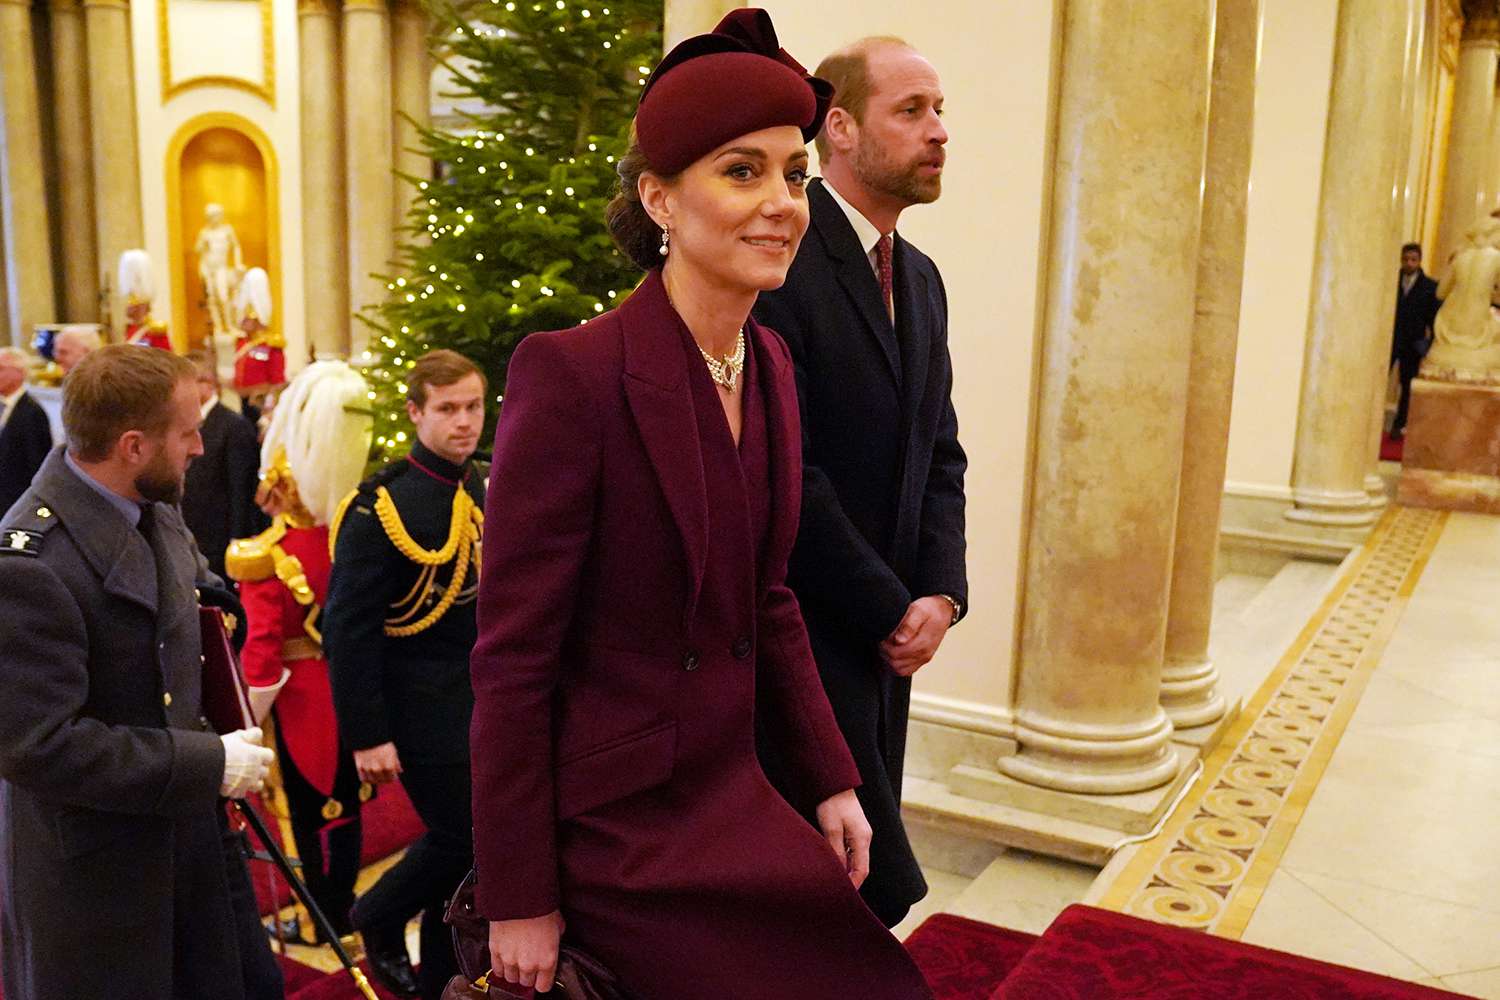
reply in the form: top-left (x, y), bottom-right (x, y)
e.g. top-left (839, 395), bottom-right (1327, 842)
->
top-left (351, 762), bottom-right (472, 1000)
top-left (219, 809), bottom-right (286, 1000)
top-left (1392, 349), bottom-right (1422, 433)
top-left (275, 724), bottom-right (362, 930)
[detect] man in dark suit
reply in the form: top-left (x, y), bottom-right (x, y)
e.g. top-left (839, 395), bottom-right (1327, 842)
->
top-left (0, 347), bottom-right (54, 517)
top-left (181, 355), bottom-right (263, 579)
top-left (1391, 242), bottom-right (1441, 438)
top-left (0, 345), bottom-right (275, 1000)
top-left (753, 36), bottom-right (967, 928)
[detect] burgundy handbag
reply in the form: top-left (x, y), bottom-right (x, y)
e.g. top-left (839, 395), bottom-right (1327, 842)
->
top-left (442, 870), bottom-right (632, 1000)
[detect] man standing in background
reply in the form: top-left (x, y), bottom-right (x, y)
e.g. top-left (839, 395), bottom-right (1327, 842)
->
top-left (181, 355), bottom-right (263, 581)
top-left (753, 36), bottom-right (968, 928)
top-left (1390, 241), bottom-right (1441, 439)
top-left (0, 347), bottom-right (52, 516)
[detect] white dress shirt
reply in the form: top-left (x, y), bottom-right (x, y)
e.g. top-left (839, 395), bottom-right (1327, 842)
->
top-left (0, 386), bottom-right (25, 432)
top-left (823, 179), bottom-right (896, 321)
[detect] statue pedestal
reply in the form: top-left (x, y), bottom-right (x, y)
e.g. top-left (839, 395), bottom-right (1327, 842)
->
top-left (1397, 377), bottom-right (1500, 513)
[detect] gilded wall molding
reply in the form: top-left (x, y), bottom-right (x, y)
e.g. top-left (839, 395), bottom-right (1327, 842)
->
top-left (158, 0), bottom-right (276, 107)
top-left (1461, 0), bottom-right (1500, 44)
top-left (1442, 0), bottom-right (1466, 69)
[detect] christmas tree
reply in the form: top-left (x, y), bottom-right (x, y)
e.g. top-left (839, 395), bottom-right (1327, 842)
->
top-left (360, 0), bottom-right (661, 462)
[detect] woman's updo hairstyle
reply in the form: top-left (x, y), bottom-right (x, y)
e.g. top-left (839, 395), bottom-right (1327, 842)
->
top-left (606, 8), bottom-right (830, 274)
top-left (606, 130), bottom-right (675, 273)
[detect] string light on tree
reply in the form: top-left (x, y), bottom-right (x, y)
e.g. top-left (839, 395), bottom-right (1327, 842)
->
top-left (357, 0), bottom-right (659, 465)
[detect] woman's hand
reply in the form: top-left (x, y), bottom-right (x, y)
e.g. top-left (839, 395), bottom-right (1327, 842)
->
top-left (815, 788), bottom-right (872, 889)
top-left (489, 911), bottom-right (566, 993)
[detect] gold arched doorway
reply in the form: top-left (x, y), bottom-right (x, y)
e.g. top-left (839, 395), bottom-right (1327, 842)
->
top-left (165, 113), bottom-right (281, 355)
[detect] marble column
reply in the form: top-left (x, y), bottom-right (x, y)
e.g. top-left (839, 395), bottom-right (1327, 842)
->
top-left (663, 0), bottom-right (738, 48)
top-left (1161, 0), bottom-right (1261, 733)
top-left (0, 0), bottom-right (59, 343)
top-left (343, 0), bottom-right (393, 354)
top-left (1435, 1), bottom-right (1500, 265)
top-left (1287, 2), bottom-right (1414, 527)
top-left (1483, 76), bottom-right (1500, 213)
top-left (300, 0), bottom-right (350, 357)
top-left (1368, 0), bottom-right (1426, 505)
top-left (49, 0), bottom-right (99, 323)
top-left (1000, 0), bottom-right (1213, 794)
top-left (391, 0), bottom-right (429, 233)
top-left (84, 0), bottom-right (143, 335)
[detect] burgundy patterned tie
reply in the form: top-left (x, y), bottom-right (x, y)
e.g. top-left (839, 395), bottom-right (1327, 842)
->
top-left (876, 234), bottom-right (894, 319)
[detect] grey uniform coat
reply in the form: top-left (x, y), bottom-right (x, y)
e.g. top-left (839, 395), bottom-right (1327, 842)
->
top-left (0, 449), bottom-right (242, 1000)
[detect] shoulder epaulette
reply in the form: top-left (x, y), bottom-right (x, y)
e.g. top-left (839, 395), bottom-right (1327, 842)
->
top-left (0, 502), bottom-right (59, 558)
top-left (225, 518), bottom-right (288, 582)
top-left (329, 460), bottom-right (409, 559)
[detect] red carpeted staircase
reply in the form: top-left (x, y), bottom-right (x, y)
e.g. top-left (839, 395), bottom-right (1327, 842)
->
top-left (904, 904), bottom-right (1470, 999)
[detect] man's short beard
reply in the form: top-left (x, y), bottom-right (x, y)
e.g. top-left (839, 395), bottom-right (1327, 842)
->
top-left (135, 454), bottom-right (183, 504)
top-left (851, 141), bottom-right (942, 206)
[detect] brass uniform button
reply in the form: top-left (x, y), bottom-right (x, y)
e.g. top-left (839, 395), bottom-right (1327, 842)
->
top-left (35, 507), bottom-right (51, 518)
top-left (163, 692), bottom-right (173, 707)
top-left (321, 798), bottom-right (344, 821)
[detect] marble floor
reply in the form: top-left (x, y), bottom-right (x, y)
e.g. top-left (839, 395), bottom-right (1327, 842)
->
top-left (1233, 510), bottom-right (1500, 995)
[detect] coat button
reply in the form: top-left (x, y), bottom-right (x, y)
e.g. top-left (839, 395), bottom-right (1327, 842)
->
top-left (682, 650), bottom-right (700, 672)
top-left (731, 636), bottom-right (752, 659)
top-left (163, 692), bottom-right (172, 707)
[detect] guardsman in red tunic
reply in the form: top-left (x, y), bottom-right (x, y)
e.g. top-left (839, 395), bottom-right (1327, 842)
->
top-left (118, 249), bottom-right (173, 351)
top-left (232, 267), bottom-right (286, 400)
top-left (227, 360), bottom-right (374, 941)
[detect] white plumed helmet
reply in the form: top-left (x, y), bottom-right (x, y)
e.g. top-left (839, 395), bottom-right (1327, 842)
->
top-left (259, 361), bottom-right (371, 526)
top-left (237, 266), bottom-right (273, 324)
top-left (118, 249), bottom-right (155, 306)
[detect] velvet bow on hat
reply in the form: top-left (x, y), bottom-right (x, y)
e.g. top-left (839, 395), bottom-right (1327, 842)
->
top-left (636, 8), bottom-right (833, 175)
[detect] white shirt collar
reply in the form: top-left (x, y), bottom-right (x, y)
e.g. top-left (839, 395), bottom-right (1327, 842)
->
top-left (0, 385), bottom-right (24, 411)
top-left (822, 178), bottom-right (890, 265)
top-left (200, 396), bottom-right (218, 420)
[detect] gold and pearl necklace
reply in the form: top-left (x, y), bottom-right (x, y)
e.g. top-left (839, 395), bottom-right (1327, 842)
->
top-left (699, 329), bottom-right (746, 391)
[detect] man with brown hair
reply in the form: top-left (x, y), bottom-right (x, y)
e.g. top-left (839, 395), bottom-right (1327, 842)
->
top-left (0, 345), bottom-right (277, 999)
top-left (323, 349), bottom-right (486, 999)
top-left (753, 37), bottom-right (967, 928)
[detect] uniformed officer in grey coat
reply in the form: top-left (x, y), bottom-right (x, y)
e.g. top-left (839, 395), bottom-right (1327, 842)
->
top-left (0, 345), bottom-right (275, 1000)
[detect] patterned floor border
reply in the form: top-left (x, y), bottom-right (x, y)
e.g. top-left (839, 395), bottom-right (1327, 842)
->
top-left (1094, 504), bottom-right (1448, 938)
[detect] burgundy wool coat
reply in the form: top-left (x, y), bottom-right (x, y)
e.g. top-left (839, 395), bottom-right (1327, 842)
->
top-left (469, 270), bottom-right (933, 999)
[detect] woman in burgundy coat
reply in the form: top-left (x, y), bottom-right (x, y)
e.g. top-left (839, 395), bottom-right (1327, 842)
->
top-left (469, 10), bottom-right (932, 999)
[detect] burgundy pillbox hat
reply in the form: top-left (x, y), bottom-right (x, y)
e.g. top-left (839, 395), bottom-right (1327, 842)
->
top-left (636, 8), bottom-right (833, 175)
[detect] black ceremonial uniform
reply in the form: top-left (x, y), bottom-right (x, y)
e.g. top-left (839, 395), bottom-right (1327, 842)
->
top-left (322, 439), bottom-right (484, 999)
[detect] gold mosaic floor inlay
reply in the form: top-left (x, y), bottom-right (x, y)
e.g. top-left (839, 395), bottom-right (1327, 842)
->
top-left (1095, 504), bottom-right (1447, 938)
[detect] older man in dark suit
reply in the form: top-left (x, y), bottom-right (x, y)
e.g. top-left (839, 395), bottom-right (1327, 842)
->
top-left (0, 345), bottom-right (275, 1000)
top-left (1390, 242), bottom-right (1441, 438)
top-left (753, 36), bottom-right (967, 928)
top-left (181, 355), bottom-right (264, 580)
top-left (0, 347), bottom-right (53, 517)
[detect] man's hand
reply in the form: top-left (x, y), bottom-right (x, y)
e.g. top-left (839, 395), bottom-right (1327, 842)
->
top-left (815, 789), bottom-right (872, 889)
top-left (490, 911), bottom-right (566, 993)
top-left (878, 596), bottom-right (953, 676)
top-left (353, 741), bottom-right (403, 785)
top-left (219, 727), bottom-right (275, 798)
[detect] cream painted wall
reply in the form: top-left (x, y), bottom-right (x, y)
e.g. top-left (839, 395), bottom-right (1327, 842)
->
top-left (131, 0), bottom-right (308, 371)
top-left (1224, 0), bottom-right (1339, 494)
top-left (734, 1), bottom-right (1058, 722)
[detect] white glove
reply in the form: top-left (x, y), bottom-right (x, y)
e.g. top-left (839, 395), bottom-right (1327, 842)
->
top-left (220, 727), bottom-right (275, 799)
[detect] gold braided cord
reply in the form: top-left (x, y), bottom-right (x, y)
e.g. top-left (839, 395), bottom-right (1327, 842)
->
top-left (327, 489), bottom-right (358, 560)
top-left (373, 486), bottom-right (477, 565)
top-left (384, 535), bottom-right (478, 637)
top-left (385, 564), bottom-right (438, 627)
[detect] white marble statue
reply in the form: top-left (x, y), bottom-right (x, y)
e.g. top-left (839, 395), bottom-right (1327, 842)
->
top-left (194, 203), bottom-right (245, 338)
top-left (1428, 216), bottom-right (1500, 381)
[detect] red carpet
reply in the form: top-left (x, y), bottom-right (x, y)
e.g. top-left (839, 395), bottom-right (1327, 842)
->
top-left (989, 904), bottom-right (1466, 999)
top-left (248, 782), bottom-right (427, 915)
top-left (277, 956), bottom-right (405, 999)
top-left (905, 913), bottom-right (1037, 1000)
top-left (1381, 431), bottom-right (1405, 462)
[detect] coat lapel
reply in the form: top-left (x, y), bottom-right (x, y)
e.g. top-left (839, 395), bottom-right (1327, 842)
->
top-left (750, 319), bottom-right (801, 597)
top-left (894, 235), bottom-right (931, 422)
top-left (31, 449), bottom-right (157, 614)
top-left (810, 180), bottom-right (902, 387)
top-left (619, 271), bottom-right (709, 624)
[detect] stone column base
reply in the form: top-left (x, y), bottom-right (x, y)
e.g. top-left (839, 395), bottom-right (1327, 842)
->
top-left (1397, 377), bottom-right (1500, 513)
